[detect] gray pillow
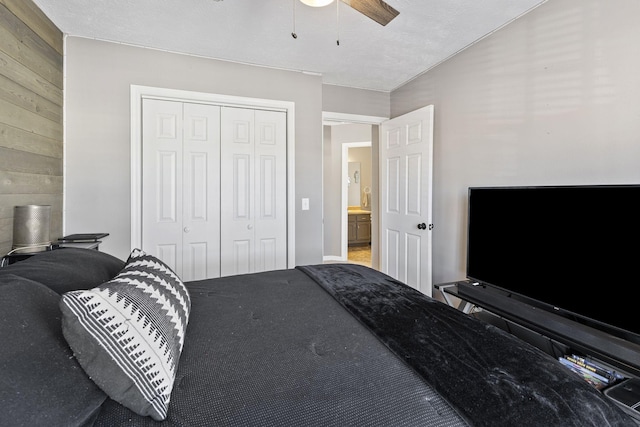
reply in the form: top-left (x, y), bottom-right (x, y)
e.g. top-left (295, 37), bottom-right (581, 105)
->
top-left (0, 248), bottom-right (124, 294)
top-left (0, 275), bottom-right (106, 426)
top-left (60, 249), bottom-right (191, 421)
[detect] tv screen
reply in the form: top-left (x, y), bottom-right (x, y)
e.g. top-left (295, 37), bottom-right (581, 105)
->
top-left (466, 185), bottom-right (640, 341)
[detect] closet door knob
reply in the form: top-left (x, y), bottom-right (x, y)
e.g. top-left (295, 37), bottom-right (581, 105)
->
top-left (184, 227), bottom-right (191, 233)
top-left (247, 224), bottom-right (253, 230)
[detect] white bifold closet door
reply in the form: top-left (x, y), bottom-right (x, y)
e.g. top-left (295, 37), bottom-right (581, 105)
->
top-left (220, 107), bottom-right (287, 277)
top-left (142, 99), bottom-right (221, 281)
top-left (141, 99), bottom-right (287, 281)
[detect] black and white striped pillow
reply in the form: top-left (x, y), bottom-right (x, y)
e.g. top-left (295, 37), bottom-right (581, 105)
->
top-left (60, 249), bottom-right (190, 421)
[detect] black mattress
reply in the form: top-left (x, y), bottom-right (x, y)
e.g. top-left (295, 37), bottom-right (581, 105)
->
top-left (93, 267), bottom-right (466, 426)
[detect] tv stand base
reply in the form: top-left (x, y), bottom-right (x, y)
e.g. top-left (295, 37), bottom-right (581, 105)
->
top-left (434, 281), bottom-right (640, 379)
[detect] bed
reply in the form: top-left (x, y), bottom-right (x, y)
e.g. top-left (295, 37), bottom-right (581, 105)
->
top-left (0, 248), bottom-right (636, 426)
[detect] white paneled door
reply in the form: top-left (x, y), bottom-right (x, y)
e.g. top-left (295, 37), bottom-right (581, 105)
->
top-left (380, 105), bottom-right (434, 296)
top-left (220, 107), bottom-right (287, 276)
top-left (142, 99), bottom-right (287, 281)
top-left (142, 99), bottom-right (221, 281)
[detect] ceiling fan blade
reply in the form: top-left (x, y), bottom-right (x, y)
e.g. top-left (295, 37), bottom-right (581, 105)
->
top-left (341, 0), bottom-right (399, 26)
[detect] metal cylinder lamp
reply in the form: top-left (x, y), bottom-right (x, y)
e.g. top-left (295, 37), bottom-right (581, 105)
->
top-left (12, 205), bottom-right (52, 253)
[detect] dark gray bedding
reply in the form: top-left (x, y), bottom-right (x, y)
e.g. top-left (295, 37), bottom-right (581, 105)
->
top-left (298, 263), bottom-right (635, 427)
top-left (93, 268), bottom-right (466, 426)
top-left (1, 249), bottom-right (635, 426)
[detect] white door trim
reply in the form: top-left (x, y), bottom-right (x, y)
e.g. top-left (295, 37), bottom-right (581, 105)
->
top-left (323, 112), bottom-right (388, 126)
top-left (131, 85), bottom-right (296, 268)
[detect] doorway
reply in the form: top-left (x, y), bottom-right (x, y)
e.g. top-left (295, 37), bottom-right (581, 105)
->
top-left (322, 111), bottom-right (387, 270)
top-left (344, 142), bottom-right (372, 267)
top-left (322, 107), bottom-right (434, 295)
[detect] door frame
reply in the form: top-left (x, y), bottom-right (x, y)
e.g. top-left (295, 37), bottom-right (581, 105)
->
top-left (323, 111), bottom-right (388, 269)
top-left (130, 85), bottom-right (296, 268)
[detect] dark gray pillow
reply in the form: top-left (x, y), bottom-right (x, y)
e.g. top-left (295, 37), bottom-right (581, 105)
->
top-left (60, 249), bottom-right (191, 421)
top-left (0, 248), bottom-right (124, 294)
top-left (0, 275), bottom-right (107, 426)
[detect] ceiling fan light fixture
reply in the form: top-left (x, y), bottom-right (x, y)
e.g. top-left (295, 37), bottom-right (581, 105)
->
top-left (299, 0), bottom-right (335, 7)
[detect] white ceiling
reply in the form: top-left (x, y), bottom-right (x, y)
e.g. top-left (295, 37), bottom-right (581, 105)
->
top-left (32, 0), bottom-right (547, 92)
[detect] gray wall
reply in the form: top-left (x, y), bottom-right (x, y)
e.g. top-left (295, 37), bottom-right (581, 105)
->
top-left (391, 0), bottom-right (640, 285)
top-left (322, 125), bottom-right (338, 257)
top-left (64, 37), bottom-right (324, 264)
top-left (322, 84), bottom-right (389, 117)
top-left (0, 0), bottom-right (63, 255)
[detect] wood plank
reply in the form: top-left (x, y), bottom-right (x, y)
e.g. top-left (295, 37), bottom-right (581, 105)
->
top-left (0, 47), bottom-right (62, 106)
top-left (0, 122), bottom-right (62, 158)
top-left (0, 240), bottom-right (11, 257)
top-left (0, 170), bottom-right (62, 195)
top-left (0, 74), bottom-right (61, 123)
top-left (0, 3), bottom-right (62, 89)
top-left (0, 0), bottom-right (63, 257)
top-left (0, 97), bottom-right (62, 140)
top-left (0, 0), bottom-right (63, 56)
top-left (0, 217), bottom-right (11, 235)
top-left (0, 193), bottom-right (61, 219)
top-left (0, 214), bottom-right (11, 254)
top-left (0, 146), bottom-right (62, 175)
top-left (50, 220), bottom-right (62, 241)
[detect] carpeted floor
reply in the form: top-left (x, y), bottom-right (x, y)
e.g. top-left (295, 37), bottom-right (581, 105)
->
top-left (348, 245), bottom-right (371, 267)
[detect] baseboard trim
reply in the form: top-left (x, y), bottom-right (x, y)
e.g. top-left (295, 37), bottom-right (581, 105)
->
top-left (323, 255), bottom-right (346, 263)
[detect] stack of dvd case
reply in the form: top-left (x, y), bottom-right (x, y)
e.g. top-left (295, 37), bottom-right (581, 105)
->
top-left (558, 353), bottom-right (625, 390)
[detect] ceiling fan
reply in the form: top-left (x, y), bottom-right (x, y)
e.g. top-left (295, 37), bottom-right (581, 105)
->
top-left (300, 0), bottom-right (399, 26)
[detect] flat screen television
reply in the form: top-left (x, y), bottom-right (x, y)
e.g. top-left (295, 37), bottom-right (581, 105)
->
top-left (466, 184), bottom-right (640, 346)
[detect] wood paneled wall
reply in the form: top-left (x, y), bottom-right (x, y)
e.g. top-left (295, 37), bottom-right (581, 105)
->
top-left (0, 0), bottom-right (63, 256)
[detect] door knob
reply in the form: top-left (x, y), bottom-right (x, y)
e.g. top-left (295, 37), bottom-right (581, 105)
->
top-left (417, 223), bottom-right (427, 230)
top-left (247, 224), bottom-right (253, 230)
top-left (184, 227), bottom-right (191, 233)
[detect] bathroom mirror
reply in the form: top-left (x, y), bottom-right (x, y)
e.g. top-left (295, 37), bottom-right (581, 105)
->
top-left (348, 162), bottom-right (361, 207)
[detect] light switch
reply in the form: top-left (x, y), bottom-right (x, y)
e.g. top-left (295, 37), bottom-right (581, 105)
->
top-left (301, 198), bottom-right (310, 210)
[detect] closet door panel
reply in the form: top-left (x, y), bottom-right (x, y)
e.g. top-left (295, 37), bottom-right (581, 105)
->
top-left (182, 103), bottom-right (221, 281)
top-left (232, 239), bottom-right (251, 274)
top-left (254, 110), bottom-right (287, 272)
top-left (187, 153), bottom-right (207, 220)
top-left (154, 244), bottom-right (178, 274)
top-left (157, 151), bottom-right (178, 222)
top-left (221, 107), bottom-right (255, 276)
top-left (259, 155), bottom-right (276, 218)
top-left (258, 238), bottom-right (277, 272)
top-left (233, 154), bottom-right (251, 219)
top-left (142, 100), bottom-right (221, 280)
top-left (142, 99), bottom-right (184, 274)
top-left (185, 242), bottom-right (208, 280)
